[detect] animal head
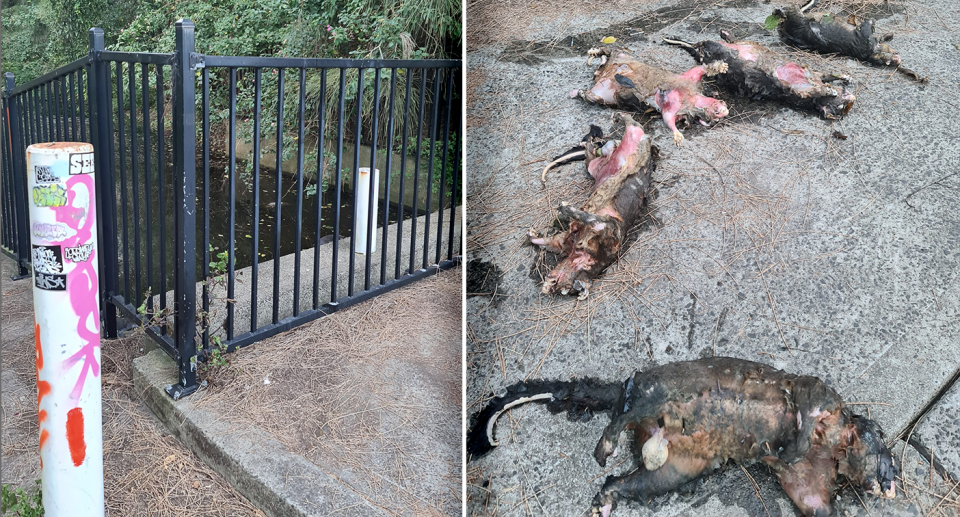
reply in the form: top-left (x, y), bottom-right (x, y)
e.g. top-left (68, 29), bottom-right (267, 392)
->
top-left (872, 43), bottom-right (901, 66)
top-left (819, 88), bottom-right (856, 120)
top-left (693, 96), bottom-right (729, 125)
top-left (840, 415), bottom-right (897, 499)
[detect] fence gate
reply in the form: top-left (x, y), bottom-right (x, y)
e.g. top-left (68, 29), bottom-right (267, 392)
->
top-left (1, 20), bottom-right (463, 398)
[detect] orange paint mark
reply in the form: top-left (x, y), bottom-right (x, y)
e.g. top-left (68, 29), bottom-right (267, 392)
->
top-left (37, 381), bottom-right (51, 408)
top-left (35, 323), bottom-right (43, 370)
top-left (66, 407), bottom-right (86, 467)
top-left (39, 409), bottom-right (47, 422)
top-left (35, 324), bottom-right (50, 409)
top-left (39, 429), bottom-right (49, 449)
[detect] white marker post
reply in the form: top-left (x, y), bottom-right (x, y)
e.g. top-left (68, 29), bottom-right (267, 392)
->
top-left (27, 142), bottom-right (105, 516)
top-left (354, 167), bottom-right (380, 254)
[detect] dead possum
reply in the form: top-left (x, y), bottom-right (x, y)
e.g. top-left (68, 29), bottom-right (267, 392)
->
top-left (529, 113), bottom-right (655, 299)
top-left (575, 47), bottom-right (730, 146)
top-left (468, 357), bottom-right (897, 517)
top-left (774, 0), bottom-right (926, 82)
top-left (665, 31), bottom-right (856, 119)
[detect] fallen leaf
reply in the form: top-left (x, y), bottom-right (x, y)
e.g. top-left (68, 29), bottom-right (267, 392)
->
top-left (602, 36), bottom-right (617, 44)
top-left (764, 14), bottom-right (782, 31)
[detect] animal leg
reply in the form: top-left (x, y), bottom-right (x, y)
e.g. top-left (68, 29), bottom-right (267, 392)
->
top-left (558, 202), bottom-right (607, 230)
top-left (587, 455), bottom-right (709, 517)
top-left (820, 73), bottom-right (851, 84)
top-left (766, 455), bottom-right (838, 517)
top-left (587, 47), bottom-right (610, 66)
top-left (654, 89), bottom-right (684, 147)
top-left (678, 61), bottom-right (728, 83)
top-left (528, 227), bottom-right (569, 254)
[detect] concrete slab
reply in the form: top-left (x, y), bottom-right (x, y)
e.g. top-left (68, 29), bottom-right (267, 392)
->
top-left (465, 0), bottom-right (960, 515)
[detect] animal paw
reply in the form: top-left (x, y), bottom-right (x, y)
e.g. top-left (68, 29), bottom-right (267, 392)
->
top-left (673, 130), bottom-right (684, 147)
top-left (707, 61), bottom-right (729, 75)
top-left (587, 48), bottom-right (601, 66)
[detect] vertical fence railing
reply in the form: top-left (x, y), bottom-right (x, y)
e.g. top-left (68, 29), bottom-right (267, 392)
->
top-left (1, 73), bottom-right (32, 279)
top-left (0, 20), bottom-right (462, 398)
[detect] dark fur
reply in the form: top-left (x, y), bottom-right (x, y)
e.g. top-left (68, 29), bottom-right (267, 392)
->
top-left (468, 357), bottom-right (897, 517)
top-left (665, 32), bottom-right (856, 119)
top-left (551, 125), bottom-right (604, 166)
top-left (775, 1), bottom-right (925, 82)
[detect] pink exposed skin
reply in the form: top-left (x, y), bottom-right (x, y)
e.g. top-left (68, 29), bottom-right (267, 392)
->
top-left (578, 49), bottom-right (728, 146)
top-left (719, 41), bottom-right (759, 61)
top-left (776, 62), bottom-right (815, 93)
top-left (586, 124), bottom-right (643, 186)
top-left (52, 174), bottom-right (101, 403)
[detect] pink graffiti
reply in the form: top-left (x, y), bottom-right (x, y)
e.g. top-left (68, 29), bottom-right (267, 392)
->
top-left (52, 173), bottom-right (101, 402)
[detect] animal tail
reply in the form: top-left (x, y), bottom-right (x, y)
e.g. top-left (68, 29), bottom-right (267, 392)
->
top-left (799, 0), bottom-right (818, 14)
top-left (541, 125), bottom-right (605, 185)
top-left (663, 36), bottom-right (694, 49)
top-left (467, 377), bottom-right (621, 458)
top-left (663, 37), bottom-right (700, 59)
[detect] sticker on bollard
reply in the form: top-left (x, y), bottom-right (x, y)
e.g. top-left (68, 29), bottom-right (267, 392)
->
top-left (27, 142), bottom-right (105, 516)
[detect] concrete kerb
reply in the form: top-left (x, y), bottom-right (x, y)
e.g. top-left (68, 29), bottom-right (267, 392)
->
top-left (132, 349), bottom-right (387, 517)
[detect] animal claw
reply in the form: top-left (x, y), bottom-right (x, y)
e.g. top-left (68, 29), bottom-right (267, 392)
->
top-left (673, 131), bottom-right (684, 147)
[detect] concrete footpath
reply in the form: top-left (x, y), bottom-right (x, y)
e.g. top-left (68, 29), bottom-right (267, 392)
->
top-left (465, 0), bottom-right (959, 515)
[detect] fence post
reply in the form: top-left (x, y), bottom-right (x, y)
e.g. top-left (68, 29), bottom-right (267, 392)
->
top-left (167, 19), bottom-right (198, 399)
top-left (4, 72), bottom-right (31, 279)
top-left (88, 28), bottom-right (119, 339)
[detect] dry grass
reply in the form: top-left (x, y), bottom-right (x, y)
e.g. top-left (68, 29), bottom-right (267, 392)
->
top-left (1, 257), bottom-right (260, 516)
top-left (467, 0), bottom-right (651, 49)
top-left (195, 266), bottom-right (463, 516)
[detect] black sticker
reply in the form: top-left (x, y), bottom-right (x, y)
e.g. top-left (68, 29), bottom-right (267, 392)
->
top-left (32, 244), bottom-right (64, 275)
top-left (68, 152), bottom-right (95, 175)
top-left (34, 165), bottom-right (58, 183)
top-left (33, 245), bottom-right (67, 291)
top-left (35, 271), bottom-right (67, 291)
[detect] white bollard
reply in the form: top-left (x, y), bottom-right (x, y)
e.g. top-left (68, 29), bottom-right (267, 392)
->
top-left (27, 142), bottom-right (104, 516)
top-left (354, 167), bottom-right (380, 255)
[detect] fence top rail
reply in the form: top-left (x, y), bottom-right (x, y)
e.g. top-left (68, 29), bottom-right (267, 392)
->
top-left (100, 50), bottom-right (175, 66)
top-left (201, 55), bottom-right (461, 70)
top-left (7, 56), bottom-right (90, 97)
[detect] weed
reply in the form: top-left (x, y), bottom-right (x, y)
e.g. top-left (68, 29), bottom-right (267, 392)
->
top-left (1, 481), bottom-right (43, 517)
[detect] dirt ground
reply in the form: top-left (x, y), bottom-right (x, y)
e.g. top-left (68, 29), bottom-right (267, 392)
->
top-left (192, 265), bottom-right (464, 516)
top-left (0, 256), bottom-right (261, 516)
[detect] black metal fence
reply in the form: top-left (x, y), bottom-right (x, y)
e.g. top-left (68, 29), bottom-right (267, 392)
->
top-left (0, 20), bottom-right (463, 398)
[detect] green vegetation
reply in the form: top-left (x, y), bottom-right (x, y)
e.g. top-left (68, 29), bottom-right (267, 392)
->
top-left (1, 481), bottom-right (44, 517)
top-left (2, 0), bottom-right (461, 207)
top-left (2, 0), bottom-right (460, 83)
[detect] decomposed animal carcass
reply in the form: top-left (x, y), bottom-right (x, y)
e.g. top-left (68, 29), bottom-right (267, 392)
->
top-left (665, 31), bottom-right (856, 119)
top-left (468, 357), bottom-right (897, 517)
top-left (773, 0), bottom-right (926, 82)
top-left (575, 47), bottom-right (730, 147)
top-left (529, 113), bottom-right (655, 299)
